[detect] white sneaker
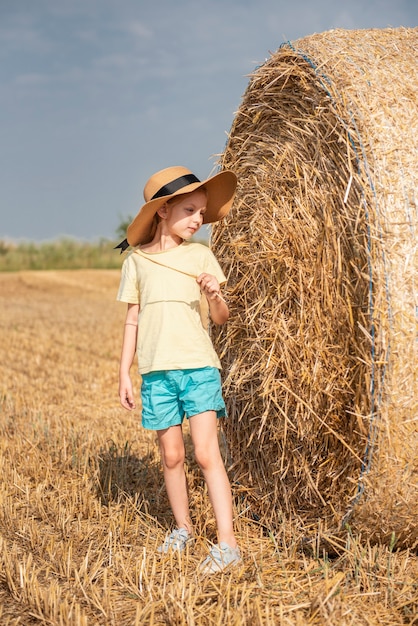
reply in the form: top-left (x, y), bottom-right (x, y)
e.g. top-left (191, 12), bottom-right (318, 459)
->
top-left (199, 542), bottom-right (242, 574)
top-left (157, 528), bottom-right (193, 554)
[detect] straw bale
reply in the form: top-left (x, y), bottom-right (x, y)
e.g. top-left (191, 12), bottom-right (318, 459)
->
top-left (211, 27), bottom-right (418, 548)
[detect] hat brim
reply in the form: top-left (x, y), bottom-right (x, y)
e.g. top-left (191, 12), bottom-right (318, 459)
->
top-left (126, 170), bottom-right (237, 246)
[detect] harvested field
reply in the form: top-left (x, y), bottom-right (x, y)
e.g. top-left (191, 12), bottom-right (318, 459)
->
top-left (0, 270), bottom-right (417, 624)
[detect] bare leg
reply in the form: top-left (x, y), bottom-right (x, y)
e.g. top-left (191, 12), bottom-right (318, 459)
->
top-left (157, 424), bottom-right (193, 535)
top-left (189, 411), bottom-right (237, 548)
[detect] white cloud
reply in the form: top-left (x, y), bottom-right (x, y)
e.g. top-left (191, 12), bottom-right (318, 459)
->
top-left (14, 72), bottom-right (50, 86)
top-left (123, 20), bottom-right (154, 40)
top-left (0, 19), bottom-right (50, 56)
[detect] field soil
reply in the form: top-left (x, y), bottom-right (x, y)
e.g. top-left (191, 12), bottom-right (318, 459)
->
top-left (0, 270), bottom-right (417, 625)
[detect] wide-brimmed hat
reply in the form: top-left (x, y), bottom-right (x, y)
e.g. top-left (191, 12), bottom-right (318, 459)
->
top-left (124, 166), bottom-right (237, 247)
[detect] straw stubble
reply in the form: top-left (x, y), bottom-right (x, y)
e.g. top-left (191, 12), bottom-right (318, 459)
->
top-left (0, 269), bottom-right (417, 623)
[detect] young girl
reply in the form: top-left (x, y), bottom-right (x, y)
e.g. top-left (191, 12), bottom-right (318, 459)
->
top-left (116, 166), bottom-right (240, 574)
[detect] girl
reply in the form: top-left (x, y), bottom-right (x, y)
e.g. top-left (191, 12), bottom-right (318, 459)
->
top-left (116, 166), bottom-right (240, 574)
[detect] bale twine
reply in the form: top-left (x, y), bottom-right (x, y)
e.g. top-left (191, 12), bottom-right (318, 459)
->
top-left (212, 27), bottom-right (418, 548)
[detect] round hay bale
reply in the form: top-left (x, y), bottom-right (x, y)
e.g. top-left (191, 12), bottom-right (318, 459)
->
top-left (212, 27), bottom-right (418, 549)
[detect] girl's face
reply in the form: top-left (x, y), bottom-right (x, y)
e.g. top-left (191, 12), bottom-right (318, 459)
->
top-left (158, 190), bottom-right (207, 242)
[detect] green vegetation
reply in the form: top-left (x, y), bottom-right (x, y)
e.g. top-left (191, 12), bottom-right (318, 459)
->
top-left (0, 225), bottom-right (209, 272)
top-left (0, 238), bottom-right (124, 271)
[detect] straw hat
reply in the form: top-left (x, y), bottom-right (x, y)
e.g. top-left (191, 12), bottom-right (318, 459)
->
top-left (125, 166), bottom-right (237, 247)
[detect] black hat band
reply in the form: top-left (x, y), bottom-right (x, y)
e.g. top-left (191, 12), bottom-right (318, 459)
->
top-left (151, 174), bottom-right (201, 200)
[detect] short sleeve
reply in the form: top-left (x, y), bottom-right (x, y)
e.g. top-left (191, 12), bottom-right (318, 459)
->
top-left (203, 248), bottom-right (227, 285)
top-left (116, 252), bottom-right (140, 303)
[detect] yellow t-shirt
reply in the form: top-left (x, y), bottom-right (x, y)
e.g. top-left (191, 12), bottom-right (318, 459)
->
top-left (116, 241), bottom-right (226, 375)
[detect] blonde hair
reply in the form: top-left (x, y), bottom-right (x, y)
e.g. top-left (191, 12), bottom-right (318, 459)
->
top-left (166, 186), bottom-right (207, 207)
top-left (152, 186), bottom-right (208, 229)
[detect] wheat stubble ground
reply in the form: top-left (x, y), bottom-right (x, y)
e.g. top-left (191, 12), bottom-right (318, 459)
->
top-left (0, 270), bottom-right (416, 625)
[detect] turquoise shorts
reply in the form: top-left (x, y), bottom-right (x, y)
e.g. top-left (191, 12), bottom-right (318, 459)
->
top-left (140, 367), bottom-right (226, 431)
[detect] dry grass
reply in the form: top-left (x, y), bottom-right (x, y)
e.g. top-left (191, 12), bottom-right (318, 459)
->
top-left (0, 270), bottom-right (417, 624)
top-left (212, 27), bottom-right (417, 548)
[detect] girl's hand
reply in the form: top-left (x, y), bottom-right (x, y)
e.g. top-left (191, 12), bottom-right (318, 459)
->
top-left (196, 273), bottom-right (229, 325)
top-left (119, 376), bottom-right (136, 411)
top-left (119, 303), bottom-right (139, 410)
top-left (196, 273), bottom-right (221, 301)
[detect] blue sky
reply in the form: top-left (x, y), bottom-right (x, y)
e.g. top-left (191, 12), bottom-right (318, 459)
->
top-left (1, 0), bottom-right (417, 242)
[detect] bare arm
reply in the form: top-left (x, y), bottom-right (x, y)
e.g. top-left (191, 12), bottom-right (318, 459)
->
top-left (119, 302), bottom-right (139, 410)
top-left (196, 273), bottom-right (229, 325)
